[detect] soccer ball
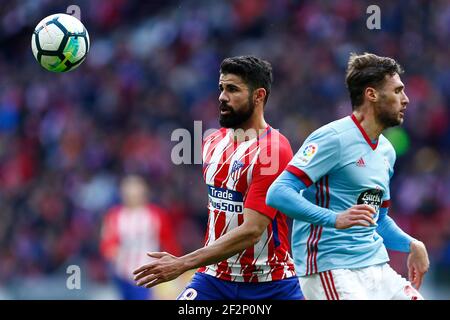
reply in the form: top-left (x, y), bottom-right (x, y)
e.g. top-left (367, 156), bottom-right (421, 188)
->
top-left (31, 13), bottom-right (90, 72)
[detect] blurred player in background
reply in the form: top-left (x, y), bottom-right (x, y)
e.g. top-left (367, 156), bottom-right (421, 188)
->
top-left (100, 175), bottom-right (181, 300)
top-left (267, 53), bottom-right (429, 300)
top-left (133, 56), bottom-right (303, 300)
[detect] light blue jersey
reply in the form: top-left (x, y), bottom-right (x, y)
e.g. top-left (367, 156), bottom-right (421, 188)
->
top-left (268, 115), bottom-right (414, 276)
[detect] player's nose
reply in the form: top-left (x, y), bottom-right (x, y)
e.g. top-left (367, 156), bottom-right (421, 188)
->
top-left (402, 91), bottom-right (409, 106)
top-left (219, 90), bottom-right (229, 103)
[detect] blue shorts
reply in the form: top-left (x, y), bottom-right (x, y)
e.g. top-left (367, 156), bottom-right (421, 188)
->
top-left (177, 272), bottom-right (303, 300)
top-left (113, 274), bottom-right (152, 300)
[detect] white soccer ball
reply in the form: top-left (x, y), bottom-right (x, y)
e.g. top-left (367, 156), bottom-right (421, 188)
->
top-left (31, 13), bottom-right (90, 72)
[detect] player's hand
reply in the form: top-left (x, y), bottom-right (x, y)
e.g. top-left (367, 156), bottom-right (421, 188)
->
top-left (133, 252), bottom-right (186, 288)
top-left (335, 204), bottom-right (376, 229)
top-left (407, 240), bottom-right (429, 289)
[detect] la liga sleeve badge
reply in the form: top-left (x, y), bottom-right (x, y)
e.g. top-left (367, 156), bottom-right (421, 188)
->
top-left (296, 143), bottom-right (318, 166)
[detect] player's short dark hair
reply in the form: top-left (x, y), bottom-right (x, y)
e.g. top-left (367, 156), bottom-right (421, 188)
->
top-left (345, 52), bottom-right (404, 109)
top-left (220, 55), bottom-right (273, 104)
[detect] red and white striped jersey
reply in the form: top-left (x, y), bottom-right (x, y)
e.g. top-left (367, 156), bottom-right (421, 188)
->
top-left (100, 204), bottom-right (181, 280)
top-left (198, 125), bottom-right (297, 282)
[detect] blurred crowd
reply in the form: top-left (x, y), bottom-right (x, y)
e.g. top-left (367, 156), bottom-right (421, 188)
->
top-left (0, 0), bottom-right (449, 298)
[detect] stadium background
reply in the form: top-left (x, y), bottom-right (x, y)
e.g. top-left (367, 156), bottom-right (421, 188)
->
top-left (0, 0), bottom-right (449, 299)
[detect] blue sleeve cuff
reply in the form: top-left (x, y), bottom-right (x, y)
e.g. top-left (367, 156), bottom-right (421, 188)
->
top-left (326, 213), bottom-right (337, 228)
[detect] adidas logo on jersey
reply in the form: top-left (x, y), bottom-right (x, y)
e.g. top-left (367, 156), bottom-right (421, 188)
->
top-left (356, 157), bottom-right (366, 167)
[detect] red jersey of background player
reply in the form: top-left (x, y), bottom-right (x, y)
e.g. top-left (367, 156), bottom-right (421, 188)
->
top-left (100, 204), bottom-right (181, 280)
top-left (198, 125), bottom-right (296, 282)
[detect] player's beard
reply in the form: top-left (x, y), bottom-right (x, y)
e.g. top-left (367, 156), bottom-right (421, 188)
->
top-left (374, 94), bottom-right (403, 129)
top-left (219, 96), bottom-right (255, 129)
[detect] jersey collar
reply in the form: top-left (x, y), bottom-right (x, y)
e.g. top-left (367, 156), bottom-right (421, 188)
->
top-left (350, 114), bottom-right (378, 150)
top-left (229, 125), bottom-right (271, 143)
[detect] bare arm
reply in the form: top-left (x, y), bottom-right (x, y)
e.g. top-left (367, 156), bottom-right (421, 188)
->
top-left (133, 208), bottom-right (271, 288)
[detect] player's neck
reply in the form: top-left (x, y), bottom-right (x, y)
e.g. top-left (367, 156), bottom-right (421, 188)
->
top-left (124, 203), bottom-right (146, 210)
top-left (231, 115), bottom-right (268, 142)
top-left (352, 109), bottom-right (384, 141)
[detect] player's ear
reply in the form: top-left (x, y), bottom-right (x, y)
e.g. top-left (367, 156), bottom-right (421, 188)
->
top-left (365, 86), bottom-right (378, 102)
top-left (253, 88), bottom-right (267, 105)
